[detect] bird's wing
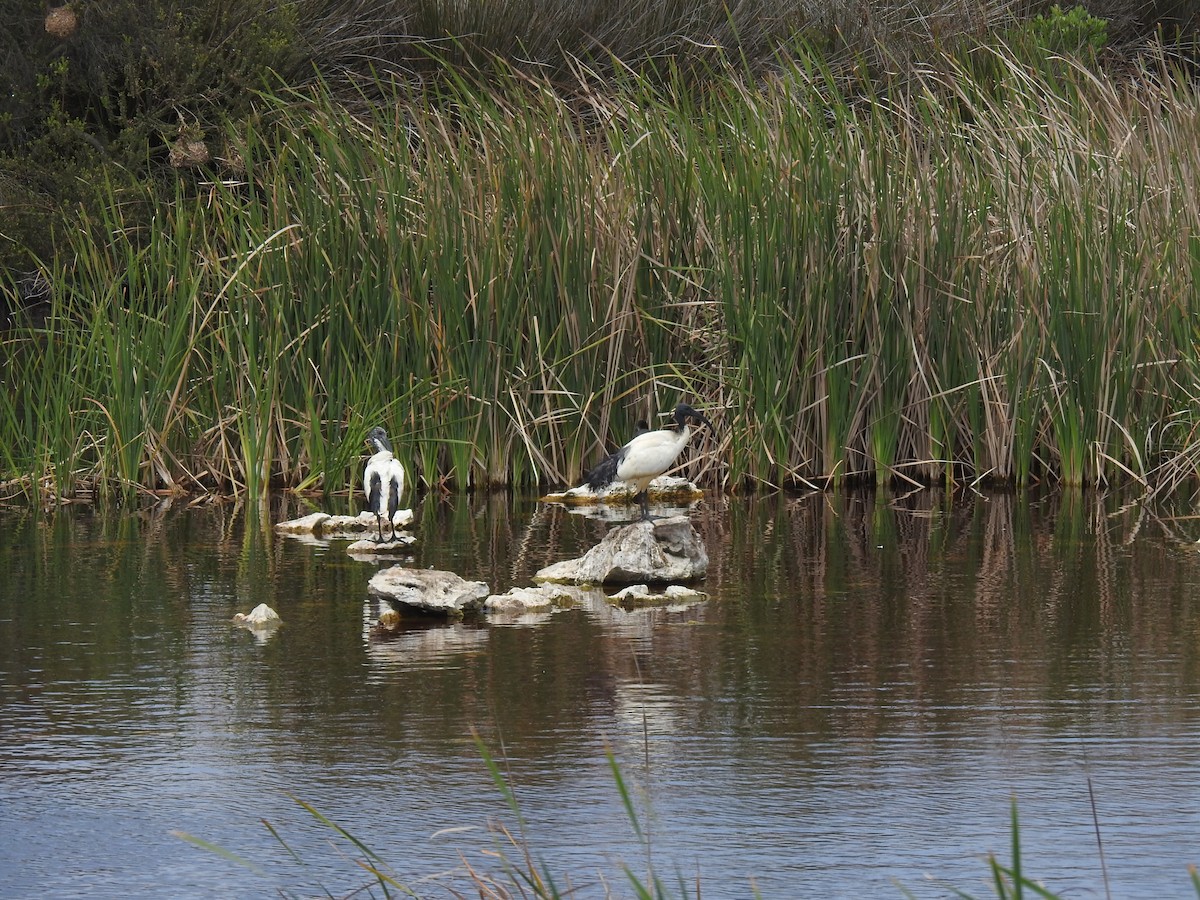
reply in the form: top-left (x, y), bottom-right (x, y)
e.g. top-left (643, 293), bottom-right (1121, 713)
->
top-left (583, 444), bottom-right (626, 489)
top-left (386, 459), bottom-right (405, 516)
top-left (365, 467), bottom-right (383, 512)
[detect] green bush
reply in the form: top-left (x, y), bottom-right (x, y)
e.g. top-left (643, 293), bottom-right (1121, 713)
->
top-left (0, 0), bottom-right (305, 159)
top-left (0, 0), bottom-right (306, 274)
top-left (1020, 4), bottom-right (1109, 59)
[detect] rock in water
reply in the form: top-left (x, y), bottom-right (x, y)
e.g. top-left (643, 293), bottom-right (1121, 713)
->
top-left (346, 534), bottom-right (417, 557)
top-left (534, 516), bottom-right (707, 585)
top-left (542, 475), bottom-right (701, 507)
top-left (608, 584), bottom-right (708, 608)
top-left (483, 584), bottom-right (586, 613)
top-left (275, 510), bottom-right (414, 540)
top-left (367, 567), bottom-right (490, 617)
top-left (232, 603), bottom-right (282, 628)
top-left (273, 512), bottom-right (332, 534)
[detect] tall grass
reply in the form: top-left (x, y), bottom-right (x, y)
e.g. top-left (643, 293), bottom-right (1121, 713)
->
top-left (3, 44), bottom-right (1200, 499)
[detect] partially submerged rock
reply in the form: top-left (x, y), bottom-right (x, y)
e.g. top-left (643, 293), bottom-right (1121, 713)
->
top-left (482, 584), bottom-right (610, 626)
top-left (534, 516), bottom-right (708, 585)
top-left (232, 604), bottom-right (282, 643)
top-left (274, 511), bottom-right (330, 534)
top-left (608, 584), bottom-right (708, 609)
top-left (367, 567), bottom-right (490, 617)
top-left (347, 534), bottom-right (417, 558)
top-left (275, 509), bottom-right (414, 540)
top-left (543, 475), bottom-right (701, 507)
top-left (232, 603), bottom-right (281, 626)
top-left (483, 583), bottom-right (585, 613)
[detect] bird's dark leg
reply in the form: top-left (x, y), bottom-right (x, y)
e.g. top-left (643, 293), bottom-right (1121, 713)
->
top-left (375, 514), bottom-right (385, 543)
top-left (638, 490), bottom-right (651, 521)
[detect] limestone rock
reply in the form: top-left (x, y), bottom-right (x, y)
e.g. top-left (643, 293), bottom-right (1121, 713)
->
top-left (608, 584), bottom-right (708, 608)
top-left (484, 584), bottom-right (609, 625)
top-left (274, 512), bottom-right (330, 534)
top-left (347, 534), bottom-right (417, 558)
top-left (542, 475), bottom-right (702, 507)
top-left (367, 567), bottom-right (490, 617)
top-left (275, 509), bottom-right (414, 540)
top-left (232, 603), bottom-right (282, 642)
top-left (484, 584), bottom-right (582, 613)
top-left (534, 516), bottom-right (707, 585)
top-left (232, 603), bottom-right (281, 626)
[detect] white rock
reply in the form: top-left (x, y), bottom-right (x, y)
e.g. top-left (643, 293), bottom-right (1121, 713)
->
top-left (542, 475), bottom-right (702, 506)
top-left (232, 603), bottom-right (282, 627)
top-left (347, 534), bottom-right (417, 557)
top-left (273, 512), bottom-right (331, 534)
top-left (534, 516), bottom-right (708, 585)
top-left (609, 583), bottom-right (708, 607)
top-left (275, 509), bottom-right (414, 540)
top-left (609, 584), bottom-right (652, 601)
top-left (367, 567), bottom-right (490, 617)
top-left (483, 584), bottom-right (581, 613)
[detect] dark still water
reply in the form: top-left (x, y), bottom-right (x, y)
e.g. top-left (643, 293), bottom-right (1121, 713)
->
top-left (3, 491), bottom-right (1200, 899)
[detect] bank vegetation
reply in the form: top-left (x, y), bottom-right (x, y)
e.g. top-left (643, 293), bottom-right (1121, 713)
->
top-left (2, 1), bottom-right (1199, 499)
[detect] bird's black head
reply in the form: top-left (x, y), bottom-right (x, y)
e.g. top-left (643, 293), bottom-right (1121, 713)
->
top-left (365, 426), bottom-right (392, 454)
top-left (673, 403), bottom-right (713, 431)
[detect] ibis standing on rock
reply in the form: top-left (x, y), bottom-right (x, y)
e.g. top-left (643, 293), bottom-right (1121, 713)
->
top-left (583, 403), bottom-right (714, 520)
top-left (363, 426), bottom-right (406, 543)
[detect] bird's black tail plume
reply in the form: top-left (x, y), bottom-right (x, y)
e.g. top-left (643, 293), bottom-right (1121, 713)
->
top-left (583, 450), bottom-right (620, 489)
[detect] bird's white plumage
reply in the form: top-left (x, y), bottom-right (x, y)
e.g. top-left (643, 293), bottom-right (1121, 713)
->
top-left (363, 433), bottom-right (406, 541)
top-left (614, 425), bottom-right (692, 493)
top-left (364, 451), bottom-right (405, 509)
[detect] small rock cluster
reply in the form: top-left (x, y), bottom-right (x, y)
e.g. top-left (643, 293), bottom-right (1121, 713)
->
top-left (366, 515), bottom-right (708, 620)
top-left (275, 498), bottom-right (710, 627)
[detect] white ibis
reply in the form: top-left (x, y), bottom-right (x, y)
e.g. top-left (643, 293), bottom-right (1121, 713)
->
top-left (363, 426), bottom-right (406, 543)
top-left (583, 404), bottom-right (714, 519)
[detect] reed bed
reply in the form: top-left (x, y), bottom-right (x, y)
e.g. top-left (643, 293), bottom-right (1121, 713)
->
top-left (3, 45), bottom-right (1200, 499)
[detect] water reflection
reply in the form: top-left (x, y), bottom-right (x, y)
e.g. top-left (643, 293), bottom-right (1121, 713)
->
top-left (363, 608), bottom-right (490, 678)
top-left (552, 500), bottom-right (699, 522)
top-left (2, 490), bottom-right (1200, 898)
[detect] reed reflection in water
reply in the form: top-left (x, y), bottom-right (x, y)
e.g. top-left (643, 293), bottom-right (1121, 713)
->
top-left (2, 490), bottom-right (1200, 898)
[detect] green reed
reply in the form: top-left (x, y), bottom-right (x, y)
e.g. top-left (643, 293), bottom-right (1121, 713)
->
top-left (4, 45), bottom-right (1200, 498)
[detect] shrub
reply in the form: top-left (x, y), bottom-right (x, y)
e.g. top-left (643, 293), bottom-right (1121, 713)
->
top-left (0, 0), bottom-right (306, 273)
top-left (1020, 4), bottom-right (1109, 59)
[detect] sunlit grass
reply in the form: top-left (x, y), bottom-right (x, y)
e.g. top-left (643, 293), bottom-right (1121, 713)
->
top-left (4, 43), bottom-right (1200, 499)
